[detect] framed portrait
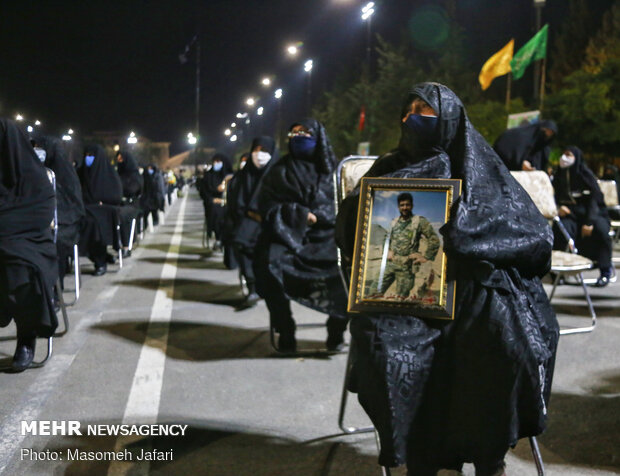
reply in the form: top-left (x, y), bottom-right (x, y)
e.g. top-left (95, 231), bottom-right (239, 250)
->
top-left (348, 177), bottom-right (462, 319)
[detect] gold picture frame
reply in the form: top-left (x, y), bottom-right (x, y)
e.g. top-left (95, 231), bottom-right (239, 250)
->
top-left (348, 177), bottom-right (462, 319)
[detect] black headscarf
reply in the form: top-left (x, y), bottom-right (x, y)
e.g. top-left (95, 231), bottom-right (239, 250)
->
top-left (78, 145), bottom-right (123, 205)
top-left (0, 119), bottom-right (58, 336)
top-left (288, 118), bottom-right (338, 175)
top-left (493, 119), bottom-right (557, 171)
top-left (554, 145), bottom-right (607, 212)
top-left (34, 134), bottom-right (85, 227)
top-left (204, 153), bottom-right (232, 192)
top-left (602, 163), bottom-right (620, 199)
top-left (116, 149), bottom-right (143, 199)
top-left (141, 164), bottom-right (165, 210)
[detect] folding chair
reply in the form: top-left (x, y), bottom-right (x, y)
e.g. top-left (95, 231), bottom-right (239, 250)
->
top-left (63, 242), bottom-right (81, 307)
top-left (511, 171), bottom-right (597, 335)
top-left (598, 179), bottom-right (620, 250)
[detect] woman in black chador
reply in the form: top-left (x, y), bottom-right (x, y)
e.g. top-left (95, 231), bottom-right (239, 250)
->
top-left (336, 83), bottom-right (559, 475)
top-left (601, 163), bottom-right (620, 220)
top-left (254, 119), bottom-right (348, 352)
top-left (33, 134), bottom-right (85, 286)
top-left (77, 145), bottom-right (123, 276)
top-left (554, 146), bottom-right (613, 286)
top-left (141, 164), bottom-right (165, 227)
top-left (0, 119), bottom-right (58, 371)
top-left (226, 136), bottom-right (279, 308)
top-left (116, 149), bottom-right (143, 257)
top-left (493, 119), bottom-right (557, 171)
top-left (200, 153), bottom-right (233, 249)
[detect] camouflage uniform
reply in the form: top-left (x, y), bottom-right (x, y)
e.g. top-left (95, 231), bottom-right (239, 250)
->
top-left (379, 214), bottom-right (440, 298)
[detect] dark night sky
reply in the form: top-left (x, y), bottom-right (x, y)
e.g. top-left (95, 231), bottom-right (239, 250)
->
top-left (0, 0), bottom-right (612, 156)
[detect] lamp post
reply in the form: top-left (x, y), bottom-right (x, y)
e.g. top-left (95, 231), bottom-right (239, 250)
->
top-left (361, 2), bottom-right (375, 69)
top-left (275, 88), bottom-right (283, 149)
top-left (304, 59), bottom-right (313, 114)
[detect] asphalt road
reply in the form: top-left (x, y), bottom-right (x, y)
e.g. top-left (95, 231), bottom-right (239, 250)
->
top-left (0, 190), bottom-right (618, 476)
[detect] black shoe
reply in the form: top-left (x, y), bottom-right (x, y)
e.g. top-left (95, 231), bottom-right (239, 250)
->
top-left (122, 249), bottom-right (132, 259)
top-left (106, 253), bottom-right (117, 264)
top-left (277, 332), bottom-right (297, 353)
top-left (244, 292), bottom-right (260, 306)
top-left (12, 338), bottom-right (36, 372)
top-left (326, 332), bottom-right (346, 352)
top-left (595, 275), bottom-right (610, 287)
top-left (93, 264), bottom-right (107, 276)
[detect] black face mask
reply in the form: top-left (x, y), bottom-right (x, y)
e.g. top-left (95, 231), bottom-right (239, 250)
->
top-left (398, 115), bottom-right (439, 157)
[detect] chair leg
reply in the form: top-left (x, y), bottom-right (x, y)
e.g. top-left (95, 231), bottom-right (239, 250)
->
top-left (54, 280), bottom-right (69, 337)
top-left (64, 244), bottom-right (80, 307)
top-left (117, 226), bottom-right (123, 269)
top-left (28, 337), bottom-right (53, 369)
top-left (338, 341), bottom-right (374, 434)
top-left (373, 430), bottom-right (391, 476)
top-left (549, 271), bottom-right (562, 300)
top-left (128, 218), bottom-right (136, 251)
top-left (559, 272), bottom-right (596, 335)
top-left (529, 436), bottom-right (545, 476)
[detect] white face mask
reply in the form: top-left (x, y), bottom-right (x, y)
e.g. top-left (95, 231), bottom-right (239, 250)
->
top-left (34, 147), bottom-right (47, 162)
top-left (559, 154), bottom-right (575, 169)
top-left (252, 150), bottom-right (271, 168)
top-left (239, 161), bottom-right (247, 169)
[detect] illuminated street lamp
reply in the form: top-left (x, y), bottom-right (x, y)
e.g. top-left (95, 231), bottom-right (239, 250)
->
top-left (236, 112), bottom-right (248, 119)
top-left (304, 59), bottom-right (313, 72)
top-left (246, 97), bottom-right (256, 107)
top-left (286, 44), bottom-right (299, 56)
top-left (304, 60), bottom-right (314, 114)
top-left (230, 134), bottom-right (238, 142)
top-left (127, 131), bottom-right (138, 144)
top-left (361, 2), bottom-right (375, 67)
top-left (231, 122), bottom-right (236, 128)
top-left (361, 2), bottom-right (375, 20)
top-left (224, 128), bottom-right (231, 136)
top-left (261, 77), bottom-right (271, 87)
top-left (27, 125), bottom-right (34, 133)
top-left (274, 88), bottom-right (283, 99)
top-left (68, 129), bottom-right (74, 135)
top-left (62, 135), bottom-right (72, 141)
top-left (187, 132), bottom-right (197, 145)
top-left (35, 120), bottom-right (41, 126)
top-left (15, 114), bottom-right (24, 121)
top-left (257, 106), bottom-right (264, 116)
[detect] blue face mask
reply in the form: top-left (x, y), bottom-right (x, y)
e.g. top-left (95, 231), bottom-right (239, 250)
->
top-left (212, 162), bottom-right (223, 172)
top-left (85, 155), bottom-right (95, 167)
top-left (34, 147), bottom-right (47, 163)
top-left (404, 114), bottom-right (438, 139)
top-left (289, 135), bottom-right (317, 159)
top-left (148, 168), bottom-right (154, 175)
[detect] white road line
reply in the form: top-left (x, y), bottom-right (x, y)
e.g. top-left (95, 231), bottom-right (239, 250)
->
top-left (108, 194), bottom-right (187, 476)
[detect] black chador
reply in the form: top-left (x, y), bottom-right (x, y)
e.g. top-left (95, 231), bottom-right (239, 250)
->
top-left (553, 146), bottom-right (613, 285)
top-left (254, 119), bottom-right (348, 352)
top-left (200, 154), bottom-right (233, 243)
top-left (116, 149), bottom-right (143, 251)
top-left (494, 119), bottom-right (557, 171)
top-left (77, 145), bottom-right (123, 274)
top-left (226, 136), bottom-right (279, 305)
top-left (0, 119), bottom-right (58, 370)
top-left (336, 83), bottom-right (559, 473)
top-left (35, 134), bottom-right (85, 285)
top-left (141, 164), bottom-right (165, 227)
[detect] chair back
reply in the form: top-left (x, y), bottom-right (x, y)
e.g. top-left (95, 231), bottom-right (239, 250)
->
top-left (511, 171), bottom-right (558, 220)
top-left (334, 156), bottom-right (378, 206)
top-left (597, 179), bottom-right (619, 208)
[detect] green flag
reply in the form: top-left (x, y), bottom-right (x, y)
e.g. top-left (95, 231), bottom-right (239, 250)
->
top-left (510, 24), bottom-right (548, 80)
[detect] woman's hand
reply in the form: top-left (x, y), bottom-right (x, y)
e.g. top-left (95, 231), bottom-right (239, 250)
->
top-left (307, 212), bottom-right (317, 225)
top-left (558, 205), bottom-right (571, 217)
top-left (213, 198), bottom-right (223, 205)
top-left (581, 224), bottom-right (593, 238)
top-left (247, 211), bottom-right (262, 223)
top-left (522, 160), bottom-right (535, 171)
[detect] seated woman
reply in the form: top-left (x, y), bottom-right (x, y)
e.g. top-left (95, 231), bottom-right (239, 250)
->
top-left (33, 134), bottom-right (85, 288)
top-left (116, 149), bottom-right (143, 257)
top-left (336, 83), bottom-right (559, 474)
top-left (226, 136), bottom-right (279, 308)
top-left (601, 163), bottom-right (620, 220)
top-left (140, 164), bottom-right (165, 228)
top-left (0, 119), bottom-right (58, 371)
top-left (254, 119), bottom-right (348, 352)
top-left (78, 145), bottom-right (123, 276)
top-left (554, 146), bottom-right (613, 286)
top-left (200, 154), bottom-right (233, 250)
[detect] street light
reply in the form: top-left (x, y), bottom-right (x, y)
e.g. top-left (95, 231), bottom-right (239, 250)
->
top-left (231, 122), bottom-right (236, 128)
top-left (127, 131), bottom-right (138, 144)
top-left (15, 114), bottom-right (24, 121)
top-left (286, 44), bottom-right (299, 56)
top-left (304, 59), bottom-right (313, 72)
top-left (257, 107), bottom-right (264, 116)
top-left (261, 77), bottom-right (271, 87)
top-left (27, 126), bottom-right (34, 133)
top-left (304, 60), bottom-right (314, 114)
top-left (68, 129), bottom-right (74, 135)
top-left (230, 134), bottom-right (238, 142)
top-left (224, 128), bottom-right (231, 136)
top-left (62, 135), bottom-right (72, 141)
top-left (274, 88), bottom-right (283, 99)
top-left (246, 97), bottom-right (256, 107)
top-left (35, 120), bottom-right (41, 126)
top-left (361, 2), bottom-right (375, 20)
top-left (187, 132), bottom-right (197, 145)
top-left (361, 2), bottom-right (376, 68)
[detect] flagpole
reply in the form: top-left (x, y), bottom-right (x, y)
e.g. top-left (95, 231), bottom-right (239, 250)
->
top-left (195, 38), bottom-right (200, 173)
top-left (505, 74), bottom-right (512, 111)
top-left (539, 56), bottom-right (546, 111)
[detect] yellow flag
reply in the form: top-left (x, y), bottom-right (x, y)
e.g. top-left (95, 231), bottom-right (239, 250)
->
top-left (479, 39), bottom-right (514, 90)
